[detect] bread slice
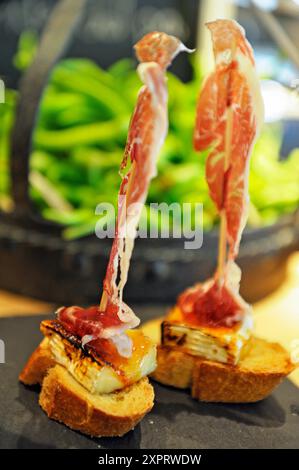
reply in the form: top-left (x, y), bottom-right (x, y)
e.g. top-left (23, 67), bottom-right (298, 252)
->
top-left (142, 318), bottom-right (295, 403)
top-left (19, 338), bottom-right (55, 386)
top-left (40, 365), bottom-right (154, 437)
top-left (19, 338), bottom-right (154, 437)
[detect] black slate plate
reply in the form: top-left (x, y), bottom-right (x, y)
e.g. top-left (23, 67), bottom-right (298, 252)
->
top-left (0, 314), bottom-right (299, 449)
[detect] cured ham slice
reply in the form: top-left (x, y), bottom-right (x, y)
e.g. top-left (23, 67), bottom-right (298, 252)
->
top-left (101, 32), bottom-right (189, 318)
top-left (178, 261), bottom-right (251, 328)
top-left (179, 20), bottom-right (263, 328)
top-left (57, 305), bottom-right (134, 357)
top-left (58, 32), bottom-right (189, 356)
top-left (102, 60), bottom-right (170, 320)
top-left (194, 19), bottom-right (264, 258)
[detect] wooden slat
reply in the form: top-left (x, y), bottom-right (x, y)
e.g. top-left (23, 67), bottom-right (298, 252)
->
top-left (254, 252), bottom-right (299, 387)
top-left (0, 290), bottom-right (53, 317)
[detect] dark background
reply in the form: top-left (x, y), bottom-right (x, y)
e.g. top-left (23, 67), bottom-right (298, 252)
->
top-left (0, 0), bottom-right (288, 88)
top-left (0, 0), bottom-right (200, 87)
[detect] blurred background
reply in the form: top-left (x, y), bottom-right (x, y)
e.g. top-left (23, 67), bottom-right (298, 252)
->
top-left (0, 1), bottom-right (298, 376)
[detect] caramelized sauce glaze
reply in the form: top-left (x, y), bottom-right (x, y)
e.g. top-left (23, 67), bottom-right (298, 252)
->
top-left (43, 306), bottom-right (153, 385)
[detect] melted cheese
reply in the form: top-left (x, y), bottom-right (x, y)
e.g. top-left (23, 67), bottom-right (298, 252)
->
top-left (47, 330), bottom-right (156, 394)
top-left (162, 306), bottom-right (253, 365)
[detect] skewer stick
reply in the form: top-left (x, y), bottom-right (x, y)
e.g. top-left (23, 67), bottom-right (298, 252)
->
top-left (217, 209), bottom-right (227, 281)
top-left (217, 106), bottom-right (233, 281)
top-left (100, 290), bottom-right (108, 311)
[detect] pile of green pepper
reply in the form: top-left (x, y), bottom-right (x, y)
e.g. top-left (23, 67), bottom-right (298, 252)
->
top-left (0, 44), bottom-right (298, 239)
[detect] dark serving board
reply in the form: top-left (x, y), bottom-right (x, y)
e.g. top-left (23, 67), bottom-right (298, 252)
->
top-left (0, 314), bottom-right (299, 449)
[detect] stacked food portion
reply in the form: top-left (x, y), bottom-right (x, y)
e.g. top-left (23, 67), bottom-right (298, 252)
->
top-left (19, 20), bottom-right (296, 441)
top-left (19, 31), bottom-right (189, 437)
top-left (145, 20), bottom-right (295, 403)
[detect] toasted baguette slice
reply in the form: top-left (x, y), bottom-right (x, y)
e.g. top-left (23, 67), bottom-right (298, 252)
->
top-left (142, 318), bottom-right (295, 403)
top-left (40, 365), bottom-right (154, 437)
top-left (19, 339), bottom-right (154, 437)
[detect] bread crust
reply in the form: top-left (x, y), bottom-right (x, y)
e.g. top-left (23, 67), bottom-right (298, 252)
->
top-left (19, 338), bottom-right (154, 437)
top-left (40, 365), bottom-right (154, 437)
top-left (143, 318), bottom-right (295, 403)
top-left (19, 338), bottom-right (55, 386)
